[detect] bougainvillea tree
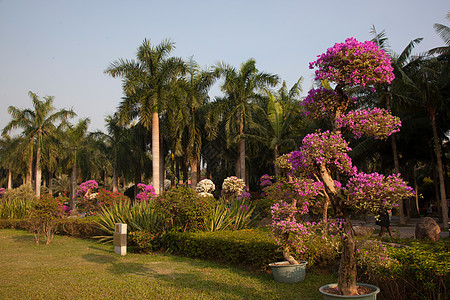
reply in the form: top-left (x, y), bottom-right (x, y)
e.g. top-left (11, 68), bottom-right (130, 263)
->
top-left (271, 38), bottom-right (414, 296)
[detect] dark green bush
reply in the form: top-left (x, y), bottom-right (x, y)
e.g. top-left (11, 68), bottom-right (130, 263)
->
top-left (55, 217), bottom-right (103, 238)
top-left (154, 185), bottom-right (216, 232)
top-left (0, 218), bottom-right (29, 230)
top-left (359, 239), bottom-right (449, 300)
top-left (128, 231), bottom-right (162, 253)
top-left (160, 229), bottom-right (283, 269)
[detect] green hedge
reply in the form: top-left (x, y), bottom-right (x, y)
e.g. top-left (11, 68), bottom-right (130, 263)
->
top-left (359, 239), bottom-right (449, 300)
top-left (0, 217), bottom-right (102, 239)
top-left (159, 229), bottom-right (283, 269)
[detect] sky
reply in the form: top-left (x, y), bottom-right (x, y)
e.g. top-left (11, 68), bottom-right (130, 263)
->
top-left (0, 0), bottom-right (448, 133)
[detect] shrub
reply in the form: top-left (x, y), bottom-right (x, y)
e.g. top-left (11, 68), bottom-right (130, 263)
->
top-left (161, 229), bottom-right (283, 269)
top-left (203, 198), bottom-right (257, 231)
top-left (135, 183), bottom-right (156, 202)
top-left (154, 185), bottom-right (216, 232)
top-left (95, 200), bottom-right (162, 243)
top-left (28, 194), bottom-right (65, 245)
top-left (77, 180), bottom-right (129, 214)
top-left (0, 185), bottom-right (36, 219)
top-left (359, 240), bottom-right (450, 300)
top-left (55, 217), bottom-right (103, 238)
top-left (128, 231), bottom-right (162, 253)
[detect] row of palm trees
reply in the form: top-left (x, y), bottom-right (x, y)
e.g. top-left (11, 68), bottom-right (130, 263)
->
top-left (0, 20), bottom-right (448, 224)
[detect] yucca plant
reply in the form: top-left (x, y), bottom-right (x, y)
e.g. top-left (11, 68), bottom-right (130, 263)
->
top-left (0, 185), bottom-right (36, 219)
top-left (94, 200), bottom-right (162, 243)
top-left (203, 199), bottom-right (257, 232)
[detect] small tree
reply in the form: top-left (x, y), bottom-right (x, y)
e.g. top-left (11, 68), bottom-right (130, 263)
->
top-left (29, 194), bottom-right (65, 245)
top-left (271, 38), bottom-right (414, 295)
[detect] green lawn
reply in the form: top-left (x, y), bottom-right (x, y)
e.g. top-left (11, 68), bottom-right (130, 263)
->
top-left (0, 229), bottom-right (336, 299)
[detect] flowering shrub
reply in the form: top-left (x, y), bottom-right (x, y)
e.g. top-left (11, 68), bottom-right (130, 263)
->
top-left (196, 179), bottom-right (215, 197)
top-left (309, 37), bottom-right (395, 87)
top-left (154, 185), bottom-right (217, 232)
top-left (221, 176), bottom-right (246, 201)
top-left (76, 180), bottom-right (128, 214)
top-left (336, 108), bottom-right (401, 140)
top-left (135, 183), bottom-right (156, 202)
top-left (0, 188), bottom-right (6, 199)
top-left (272, 38), bottom-right (412, 295)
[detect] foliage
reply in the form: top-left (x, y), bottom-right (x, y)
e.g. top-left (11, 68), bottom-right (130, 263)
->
top-left (0, 185), bottom-right (36, 219)
top-left (359, 240), bottom-right (450, 300)
top-left (196, 179), bottom-right (215, 197)
top-left (55, 217), bottom-right (103, 238)
top-left (309, 37), bottom-right (395, 87)
top-left (128, 231), bottom-right (162, 253)
top-left (94, 200), bottom-right (162, 243)
top-left (161, 229), bottom-right (283, 269)
top-left (221, 176), bottom-right (246, 200)
top-left (154, 185), bottom-right (216, 232)
top-left (203, 198), bottom-right (257, 231)
top-left (76, 180), bottom-right (128, 214)
top-left (28, 194), bottom-right (65, 245)
top-left (135, 183), bottom-right (156, 202)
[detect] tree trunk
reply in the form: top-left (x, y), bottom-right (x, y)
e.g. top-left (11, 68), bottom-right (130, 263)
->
top-left (35, 145), bottom-right (42, 197)
top-left (274, 146), bottom-right (280, 177)
top-left (152, 112), bottom-right (160, 195)
top-left (190, 157), bottom-right (198, 190)
top-left (112, 157), bottom-right (118, 192)
top-left (430, 114), bottom-right (448, 229)
top-left (159, 137), bottom-right (164, 192)
top-left (70, 164), bottom-right (77, 210)
top-left (338, 215), bottom-right (357, 296)
top-left (48, 171), bottom-right (53, 195)
top-left (391, 134), bottom-right (406, 224)
top-left (7, 168), bottom-right (12, 189)
top-left (239, 113), bottom-right (246, 185)
top-left (27, 146), bottom-right (33, 186)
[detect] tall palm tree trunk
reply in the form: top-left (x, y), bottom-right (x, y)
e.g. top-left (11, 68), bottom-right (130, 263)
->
top-left (152, 112), bottom-right (160, 194)
top-left (190, 157), bottom-right (199, 189)
top-left (430, 113), bottom-right (448, 229)
top-left (391, 134), bottom-right (406, 224)
top-left (7, 168), bottom-right (12, 189)
top-left (239, 113), bottom-right (246, 185)
top-left (27, 147), bottom-right (33, 185)
top-left (70, 164), bottom-right (77, 210)
top-left (35, 145), bottom-right (42, 197)
top-left (112, 158), bottom-right (118, 192)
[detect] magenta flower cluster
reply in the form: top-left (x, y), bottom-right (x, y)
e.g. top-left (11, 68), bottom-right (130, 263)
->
top-left (76, 180), bottom-right (98, 197)
top-left (309, 37), bottom-right (395, 87)
top-left (135, 183), bottom-right (156, 202)
top-left (344, 172), bottom-right (415, 213)
top-left (336, 108), bottom-right (401, 140)
top-left (288, 130), bottom-right (354, 175)
top-left (259, 174), bottom-right (272, 187)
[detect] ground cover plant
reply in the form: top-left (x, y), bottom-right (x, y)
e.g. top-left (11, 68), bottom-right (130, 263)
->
top-left (0, 229), bottom-right (337, 300)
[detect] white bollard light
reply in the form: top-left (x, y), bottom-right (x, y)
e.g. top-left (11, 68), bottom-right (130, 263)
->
top-left (113, 223), bottom-right (127, 255)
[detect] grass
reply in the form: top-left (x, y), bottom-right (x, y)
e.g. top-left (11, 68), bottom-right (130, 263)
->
top-left (0, 229), bottom-right (336, 299)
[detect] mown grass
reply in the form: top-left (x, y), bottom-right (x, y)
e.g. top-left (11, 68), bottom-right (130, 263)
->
top-left (0, 229), bottom-right (336, 299)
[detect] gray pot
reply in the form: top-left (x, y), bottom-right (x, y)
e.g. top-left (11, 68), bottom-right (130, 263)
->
top-left (319, 283), bottom-right (380, 300)
top-left (269, 261), bottom-right (307, 283)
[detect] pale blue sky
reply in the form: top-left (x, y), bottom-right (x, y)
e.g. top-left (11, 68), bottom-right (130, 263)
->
top-left (0, 0), bottom-right (448, 132)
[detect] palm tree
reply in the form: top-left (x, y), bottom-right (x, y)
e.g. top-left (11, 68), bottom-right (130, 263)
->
top-left (370, 26), bottom-right (424, 224)
top-left (0, 135), bottom-right (26, 189)
top-left (2, 91), bottom-right (75, 197)
top-left (214, 59), bottom-right (279, 185)
top-left (168, 58), bottom-right (218, 188)
top-left (105, 39), bottom-right (185, 194)
top-left (63, 118), bottom-right (90, 209)
top-left (254, 79), bottom-right (303, 176)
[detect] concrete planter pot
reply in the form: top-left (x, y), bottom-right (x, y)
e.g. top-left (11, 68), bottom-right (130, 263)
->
top-left (269, 261), bottom-right (307, 283)
top-left (319, 283), bottom-right (380, 300)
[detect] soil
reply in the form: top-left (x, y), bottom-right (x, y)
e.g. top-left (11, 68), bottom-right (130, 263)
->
top-left (323, 285), bottom-right (375, 295)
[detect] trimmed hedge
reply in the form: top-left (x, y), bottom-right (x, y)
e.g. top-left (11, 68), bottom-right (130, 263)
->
top-left (159, 229), bottom-right (283, 269)
top-left (0, 217), bottom-right (102, 238)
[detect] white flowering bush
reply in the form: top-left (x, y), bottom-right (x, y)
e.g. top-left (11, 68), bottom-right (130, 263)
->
top-left (221, 176), bottom-right (247, 201)
top-left (196, 179), bottom-right (215, 196)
